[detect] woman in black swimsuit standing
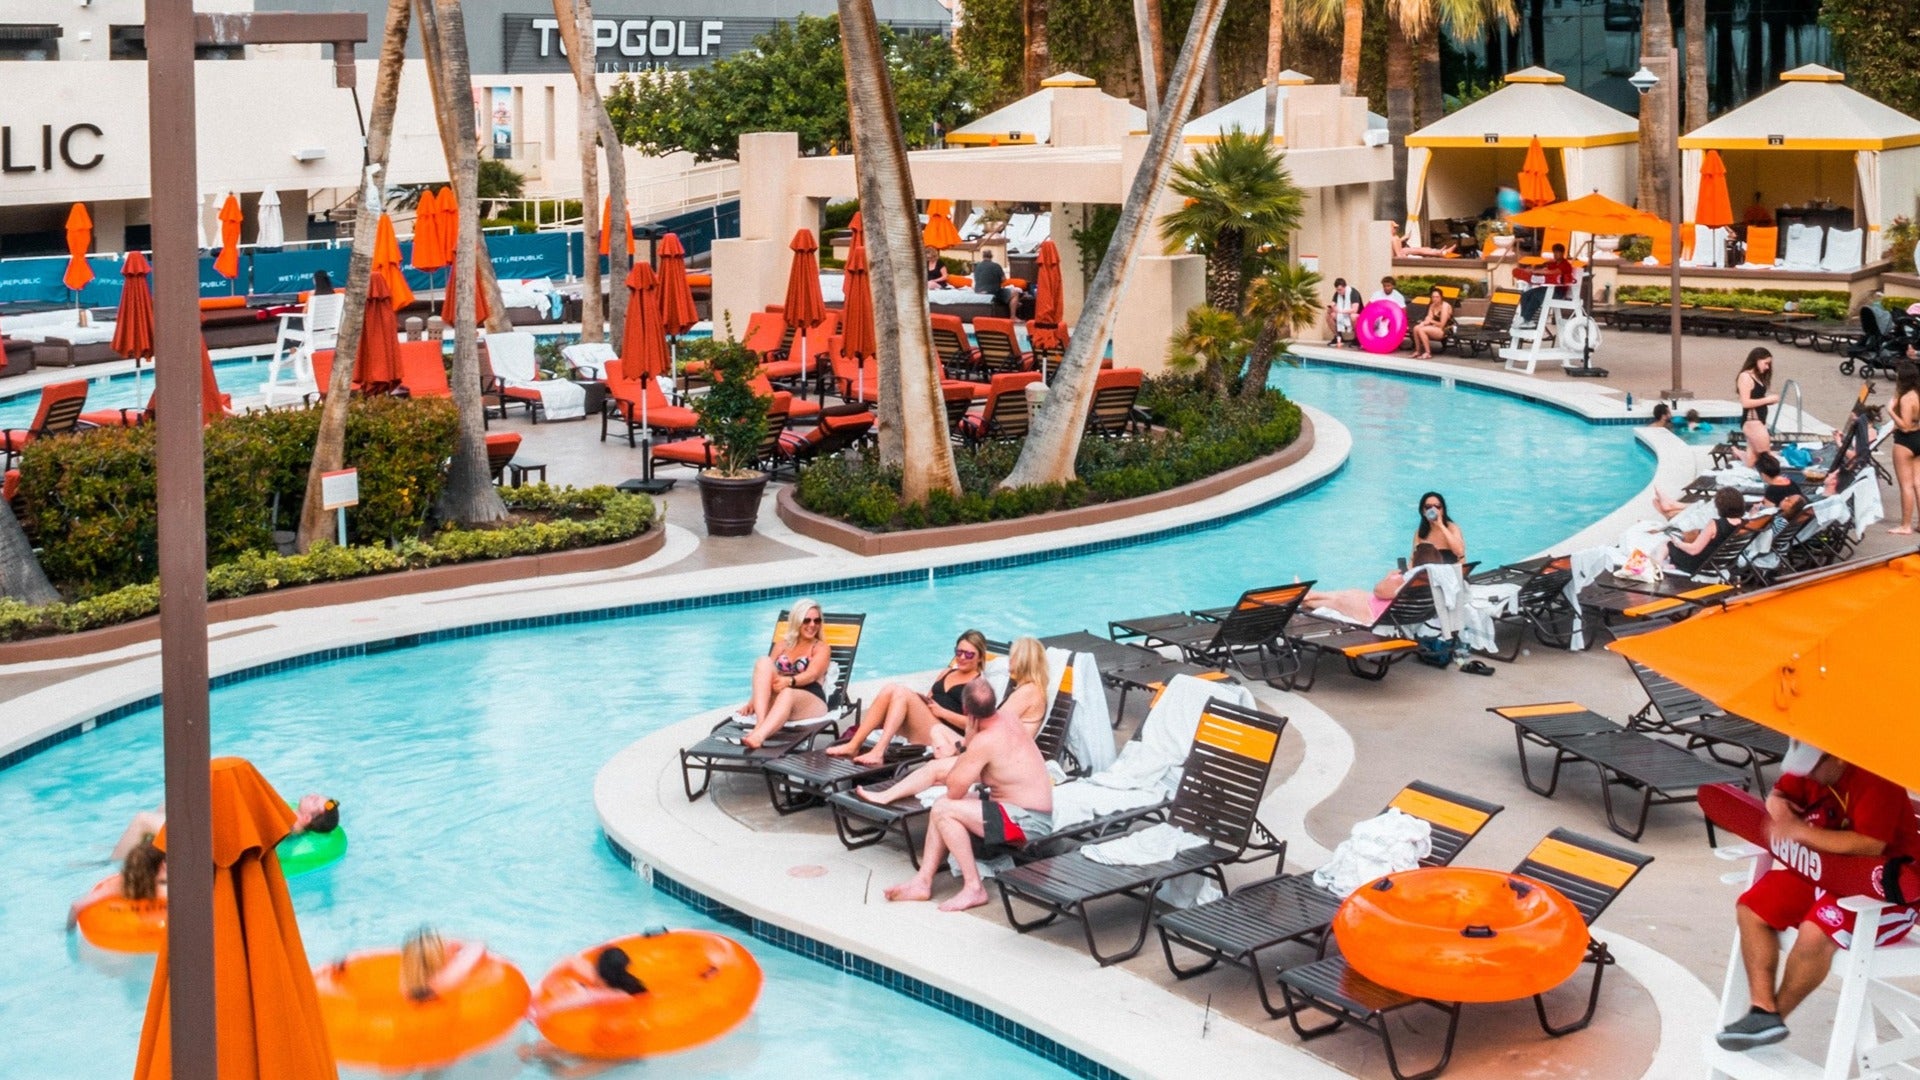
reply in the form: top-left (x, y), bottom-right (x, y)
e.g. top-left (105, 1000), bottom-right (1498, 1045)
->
top-left (826, 630), bottom-right (988, 766)
top-left (1889, 361), bottom-right (1920, 534)
top-left (1736, 347), bottom-right (1780, 468)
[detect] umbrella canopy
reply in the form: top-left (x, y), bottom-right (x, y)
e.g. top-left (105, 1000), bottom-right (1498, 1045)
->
top-left (134, 757), bottom-right (335, 1080)
top-left (1034, 238), bottom-right (1064, 325)
top-left (1518, 136), bottom-right (1556, 207)
top-left (63, 203), bottom-right (94, 293)
top-left (354, 271), bottom-right (401, 390)
top-left (113, 251), bottom-right (155, 361)
top-left (1507, 190), bottom-right (1666, 236)
top-left (1610, 554), bottom-right (1920, 791)
top-left (620, 263), bottom-right (669, 379)
top-left (842, 236), bottom-right (877, 360)
top-left (214, 193), bottom-right (244, 282)
top-left (1695, 149), bottom-right (1736, 229)
top-left (198, 339), bottom-right (226, 423)
top-left (923, 199), bottom-right (961, 250)
top-left (782, 229), bottom-right (826, 332)
top-left (599, 196), bottom-right (635, 257)
top-left (370, 213), bottom-right (415, 312)
top-left (256, 190), bottom-right (286, 249)
top-left (440, 257), bottom-right (491, 327)
top-left (655, 232), bottom-right (698, 337)
top-left (409, 189), bottom-right (448, 273)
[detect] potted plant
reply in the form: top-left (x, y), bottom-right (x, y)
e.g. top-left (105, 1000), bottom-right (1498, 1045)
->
top-left (685, 334), bottom-right (771, 537)
top-left (1476, 218), bottom-right (1515, 254)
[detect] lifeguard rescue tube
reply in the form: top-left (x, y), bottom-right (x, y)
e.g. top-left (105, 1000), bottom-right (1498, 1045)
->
top-left (1354, 300), bottom-right (1407, 355)
top-left (314, 946), bottom-right (530, 1070)
top-left (532, 930), bottom-right (762, 1060)
top-left (276, 806), bottom-right (346, 877)
top-left (75, 884), bottom-right (167, 953)
top-left (1332, 867), bottom-right (1588, 1002)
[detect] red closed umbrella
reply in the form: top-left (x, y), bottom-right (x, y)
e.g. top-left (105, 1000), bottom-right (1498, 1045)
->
top-left (923, 199), bottom-right (961, 250)
top-left (1034, 238), bottom-right (1064, 326)
top-left (841, 236), bottom-right (876, 362)
top-left (354, 271), bottom-right (401, 393)
top-left (214, 193), bottom-right (244, 285)
top-left (656, 233), bottom-right (698, 338)
top-left (621, 263), bottom-right (669, 380)
top-left (783, 229), bottom-right (826, 394)
top-left (63, 203), bottom-right (95, 294)
top-left (113, 251), bottom-right (155, 362)
top-left (440, 256), bottom-right (491, 327)
top-left (1696, 149), bottom-right (1736, 229)
top-left (410, 189), bottom-right (449, 274)
top-left (198, 338), bottom-right (227, 424)
top-left (599, 196), bottom-right (635, 257)
top-left (371, 213), bottom-right (415, 312)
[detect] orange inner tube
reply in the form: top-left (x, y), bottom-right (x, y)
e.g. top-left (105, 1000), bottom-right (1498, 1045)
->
top-left (75, 886), bottom-right (167, 954)
top-left (532, 931), bottom-right (762, 1060)
top-left (313, 947), bottom-right (530, 1070)
top-left (1332, 867), bottom-right (1589, 1002)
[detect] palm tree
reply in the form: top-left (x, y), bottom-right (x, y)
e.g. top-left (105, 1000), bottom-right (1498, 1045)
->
top-left (1339, 0), bottom-right (1363, 95)
top-left (1001, 0), bottom-right (1232, 489)
top-left (1637, 0), bottom-right (1675, 216)
top-left (413, 0), bottom-right (511, 334)
top-left (1378, 0), bottom-right (1517, 221)
top-left (1133, 0), bottom-right (1161, 118)
top-left (1159, 131), bottom-right (1306, 313)
top-left (298, 0), bottom-right (412, 551)
top-left (838, 0), bottom-right (961, 500)
top-left (1262, 0), bottom-right (1285, 137)
top-left (1167, 306), bottom-right (1250, 396)
top-left (1024, 0), bottom-right (1050, 93)
top-left (1685, 0), bottom-right (1707, 131)
top-left (1240, 260), bottom-right (1321, 397)
top-left (556, 0), bottom-right (603, 341)
top-left (0, 502), bottom-right (57, 604)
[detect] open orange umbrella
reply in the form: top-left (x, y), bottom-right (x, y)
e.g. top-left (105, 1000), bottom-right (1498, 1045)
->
top-left (370, 213), bottom-right (415, 312)
top-left (842, 231), bottom-right (876, 362)
top-left (599, 196), bottom-right (635, 258)
top-left (113, 251), bottom-right (155, 361)
top-left (1518, 137), bottom-right (1556, 208)
top-left (62, 203), bottom-right (95, 294)
top-left (133, 757), bottom-right (335, 1080)
top-left (410, 189), bottom-right (449, 274)
top-left (1508, 191), bottom-right (1666, 237)
top-left (354, 271), bottom-right (401, 392)
top-left (1611, 554), bottom-right (1920, 791)
top-left (923, 199), bottom-right (961, 250)
top-left (214, 193), bottom-right (244, 285)
top-left (1033, 238), bottom-right (1064, 326)
top-left (1695, 149), bottom-right (1735, 229)
top-left (621, 262), bottom-right (669, 379)
top-left (783, 229), bottom-right (826, 392)
top-left (656, 232), bottom-right (698, 338)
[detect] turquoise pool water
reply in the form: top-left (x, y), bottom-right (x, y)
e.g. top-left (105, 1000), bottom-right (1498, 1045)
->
top-left (0, 363), bottom-right (1652, 1077)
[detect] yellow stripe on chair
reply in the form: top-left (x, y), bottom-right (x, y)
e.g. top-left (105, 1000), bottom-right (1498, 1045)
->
top-left (773, 620), bottom-right (862, 647)
top-left (1493, 702), bottom-right (1587, 719)
top-left (1059, 666), bottom-right (1073, 693)
top-left (1678, 584), bottom-right (1732, 601)
top-left (1195, 712), bottom-right (1280, 762)
top-left (1341, 639), bottom-right (1417, 658)
top-left (1527, 836), bottom-right (1638, 889)
top-left (1389, 788), bottom-right (1493, 835)
top-left (1622, 598), bottom-right (1683, 618)
top-left (1246, 585), bottom-right (1309, 606)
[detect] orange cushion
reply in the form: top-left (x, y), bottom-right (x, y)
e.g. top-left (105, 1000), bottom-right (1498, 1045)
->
top-left (686, 273), bottom-right (712, 288)
top-left (199, 296), bottom-right (247, 311)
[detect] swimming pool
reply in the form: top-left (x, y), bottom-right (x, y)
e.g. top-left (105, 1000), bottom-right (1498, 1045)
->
top-left (0, 362), bottom-right (1653, 1077)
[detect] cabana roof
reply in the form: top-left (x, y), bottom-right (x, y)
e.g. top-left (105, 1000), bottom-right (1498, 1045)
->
top-left (1677, 66), bottom-right (1920, 151)
top-left (1181, 71), bottom-right (1386, 144)
top-left (1407, 67), bottom-right (1637, 149)
top-left (946, 72), bottom-right (1147, 147)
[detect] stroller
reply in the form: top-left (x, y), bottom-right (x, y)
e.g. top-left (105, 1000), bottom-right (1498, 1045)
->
top-left (1840, 303), bottom-right (1915, 377)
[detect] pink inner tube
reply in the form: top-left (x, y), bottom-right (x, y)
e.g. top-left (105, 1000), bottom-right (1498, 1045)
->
top-left (1355, 300), bottom-right (1407, 355)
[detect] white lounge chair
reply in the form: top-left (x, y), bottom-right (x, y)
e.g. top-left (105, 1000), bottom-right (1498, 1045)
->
top-left (560, 341), bottom-right (618, 380)
top-left (1781, 223), bottom-right (1824, 270)
top-left (483, 329), bottom-right (585, 421)
top-left (261, 292), bottom-right (343, 406)
top-left (1686, 224), bottom-right (1726, 268)
top-left (1821, 227), bottom-right (1864, 273)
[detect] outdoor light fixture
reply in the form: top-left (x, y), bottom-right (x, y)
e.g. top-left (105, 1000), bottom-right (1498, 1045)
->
top-left (292, 147), bottom-right (327, 162)
top-left (1629, 65), bottom-right (1659, 97)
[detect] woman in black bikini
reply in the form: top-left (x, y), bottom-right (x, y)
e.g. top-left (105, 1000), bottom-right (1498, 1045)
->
top-left (1736, 347), bottom-right (1780, 468)
top-left (1411, 491), bottom-right (1465, 565)
top-left (738, 598), bottom-right (833, 750)
top-left (1889, 362), bottom-right (1920, 534)
top-left (826, 630), bottom-right (988, 766)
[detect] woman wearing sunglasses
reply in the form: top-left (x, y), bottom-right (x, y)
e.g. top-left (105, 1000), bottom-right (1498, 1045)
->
top-left (738, 598), bottom-right (833, 750)
top-left (826, 629), bottom-right (990, 766)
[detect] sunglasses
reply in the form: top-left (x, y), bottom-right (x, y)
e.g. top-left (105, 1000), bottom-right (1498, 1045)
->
top-left (801, 616), bottom-right (821, 625)
top-left (954, 648), bottom-right (978, 660)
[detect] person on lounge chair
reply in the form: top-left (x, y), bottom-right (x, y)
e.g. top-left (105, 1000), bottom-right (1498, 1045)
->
top-left (881, 678), bottom-right (1056, 913)
top-left (1717, 749), bottom-right (1920, 1050)
top-left (825, 630), bottom-right (988, 765)
top-left (1389, 222), bottom-right (1458, 259)
top-left (736, 598), bottom-right (833, 750)
top-left (1412, 491), bottom-right (1465, 565)
top-left (1324, 278), bottom-right (1360, 346)
top-left (851, 638), bottom-right (1050, 803)
top-left (1409, 287), bottom-right (1453, 358)
top-left (1306, 569), bottom-right (1411, 625)
top-left (1661, 487), bottom-right (1746, 575)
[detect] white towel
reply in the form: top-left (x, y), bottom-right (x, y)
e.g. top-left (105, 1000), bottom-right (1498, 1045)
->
top-left (1821, 228), bottom-right (1864, 273)
top-left (1050, 674), bottom-right (1256, 829)
top-left (487, 329), bottom-right (586, 420)
top-left (1782, 223), bottom-right (1823, 270)
top-left (561, 341), bottom-right (618, 379)
top-left (1311, 809), bottom-right (1432, 896)
top-left (1079, 823), bottom-right (1222, 907)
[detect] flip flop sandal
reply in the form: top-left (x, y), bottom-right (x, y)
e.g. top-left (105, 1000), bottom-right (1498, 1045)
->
top-left (1460, 660), bottom-right (1496, 676)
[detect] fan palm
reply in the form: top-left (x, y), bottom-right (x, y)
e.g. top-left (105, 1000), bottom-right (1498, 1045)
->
top-left (1240, 260), bottom-right (1321, 397)
top-left (1168, 305), bottom-right (1252, 397)
top-left (1160, 131), bottom-right (1305, 313)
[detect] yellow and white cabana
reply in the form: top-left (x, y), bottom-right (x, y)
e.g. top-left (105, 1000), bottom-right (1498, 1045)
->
top-left (946, 72), bottom-right (1147, 147)
top-left (1181, 70), bottom-right (1386, 143)
top-left (1678, 65), bottom-right (1920, 262)
top-left (1404, 68), bottom-right (1638, 242)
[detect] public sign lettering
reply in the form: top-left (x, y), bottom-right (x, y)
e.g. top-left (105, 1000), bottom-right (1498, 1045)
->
top-left (0, 123), bottom-right (104, 175)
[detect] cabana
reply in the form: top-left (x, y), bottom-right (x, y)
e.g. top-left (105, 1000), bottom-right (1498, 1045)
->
top-left (1182, 70), bottom-right (1386, 144)
top-left (1405, 68), bottom-right (1638, 249)
top-left (1679, 65), bottom-right (1920, 267)
top-left (946, 72), bottom-right (1146, 148)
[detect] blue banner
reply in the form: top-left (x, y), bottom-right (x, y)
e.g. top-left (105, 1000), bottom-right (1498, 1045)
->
top-left (199, 255), bottom-right (245, 298)
top-left (486, 231), bottom-right (570, 283)
top-left (77, 255), bottom-right (125, 308)
top-left (252, 248), bottom-right (350, 297)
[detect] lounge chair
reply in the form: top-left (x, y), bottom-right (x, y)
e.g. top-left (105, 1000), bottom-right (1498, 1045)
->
top-left (484, 432), bottom-right (522, 485)
top-left (482, 330), bottom-right (584, 423)
top-left (1488, 700), bottom-right (1749, 840)
top-left (941, 381), bottom-right (985, 434)
top-left (1781, 222), bottom-right (1823, 270)
top-left (930, 313), bottom-right (981, 378)
top-left (1454, 290), bottom-right (1520, 357)
top-left (993, 698), bottom-right (1289, 965)
top-left (602, 357), bottom-right (701, 447)
top-left (396, 341), bottom-right (451, 399)
top-left (1739, 226), bottom-right (1778, 268)
top-left (1085, 368), bottom-right (1145, 437)
top-left (1821, 227), bottom-right (1864, 273)
top-left (771, 409), bottom-right (873, 479)
top-left (1284, 581), bottom-right (1435, 691)
top-left (678, 610), bottom-right (868, 801)
top-left (972, 317), bottom-right (1031, 376)
top-left (261, 291), bottom-right (343, 406)
top-left (1134, 583), bottom-right (1315, 685)
top-left (1276, 828), bottom-right (1654, 1080)
top-left (1473, 556), bottom-right (1576, 659)
top-left (1155, 781), bottom-right (1504, 1017)
top-left (1623, 659), bottom-right (1785, 791)
top-left (957, 371), bottom-right (1040, 447)
top-left (652, 392), bottom-right (791, 473)
top-left (739, 310), bottom-right (791, 362)
top-left (1028, 322), bottom-right (1069, 371)
top-left (1, 379), bottom-right (88, 468)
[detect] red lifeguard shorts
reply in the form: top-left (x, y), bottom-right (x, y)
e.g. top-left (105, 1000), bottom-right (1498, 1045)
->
top-left (1740, 868), bottom-right (1918, 949)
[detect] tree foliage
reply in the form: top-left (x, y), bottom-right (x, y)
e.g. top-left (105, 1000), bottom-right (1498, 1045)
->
top-left (1160, 132), bottom-right (1306, 312)
top-left (1822, 0), bottom-right (1920, 120)
top-left (606, 16), bottom-right (982, 161)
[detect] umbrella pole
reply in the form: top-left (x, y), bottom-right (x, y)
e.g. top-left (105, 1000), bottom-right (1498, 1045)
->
top-left (798, 326), bottom-right (809, 400)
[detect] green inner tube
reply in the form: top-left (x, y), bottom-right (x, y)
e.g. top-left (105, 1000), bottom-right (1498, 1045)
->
top-left (276, 804), bottom-right (346, 877)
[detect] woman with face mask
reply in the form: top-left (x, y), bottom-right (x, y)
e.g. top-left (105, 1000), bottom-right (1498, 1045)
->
top-left (1412, 491), bottom-right (1465, 565)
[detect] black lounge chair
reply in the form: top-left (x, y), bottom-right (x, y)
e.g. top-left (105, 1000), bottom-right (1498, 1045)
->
top-left (1120, 583), bottom-right (1315, 685)
top-left (678, 611), bottom-right (867, 801)
top-left (1473, 557), bottom-right (1577, 659)
top-left (1488, 701), bottom-right (1749, 841)
top-left (1455, 290), bottom-right (1520, 357)
top-left (1285, 581), bottom-right (1436, 691)
top-left (1154, 781), bottom-right (1504, 1017)
top-left (994, 699), bottom-right (1289, 965)
top-left (1624, 659), bottom-right (1785, 791)
top-left (1276, 828), bottom-right (1654, 1080)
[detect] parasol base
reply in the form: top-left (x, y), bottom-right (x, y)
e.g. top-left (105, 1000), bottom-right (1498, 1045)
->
top-left (1563, 366), bottom-right (1610, 378)
top-left (618, 478), bottom-right (676, 496)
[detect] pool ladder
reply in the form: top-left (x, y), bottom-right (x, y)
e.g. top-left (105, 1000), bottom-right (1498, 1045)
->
top-left (1769, 378), bottom-right (1809, 443)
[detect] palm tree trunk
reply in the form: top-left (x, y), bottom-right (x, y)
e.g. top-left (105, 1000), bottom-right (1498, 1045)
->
top-left (1383, 19), bottom-right (1414, 223)
top-left (0, 500), bottom-right (57, 604)
top-left (423, 0), bottom-right (508, 526)
top-left (1241, 324), bottom-right (1280, 400)
top-left (1002, 0), bottom-right (1232, 490)
top-left (1637, 0), bottom-right (1674, 215)
top-left (1527, 0), bottom-right (1545, 65)
top-left (555, 0), bottom-right (631, 343)
top-left (1684, 0), bottom-right (1707, 130)
top-left (838, 0), bottom-right (960, 499)
top-left (1145, 0), bottom-right (1165, 96)
top-left (414, 0), bottom-right (512, 334)
top-left (1023, 0), bottom-right (1050, 94)
top-left (1417, 24), bottom-right (1445, 127)
top-left (601, 111), bottom-right (631, 348)
top-left (1340, 0), bottom-right (1363, 95)
top-left (1712, 5), bottom-right (1734, 115)
top-left (1133, 0), bottom-right (1161, 119)
top-left (1262, 0), bottom-right (1284, 138)
top-left (298, 0), bottom-right (410, 551)
top-left (556, 0), bottom-right (604, 341)
top-left (1483, 22), bottom-right (1504, 77)
top-left (1208, 229), bottom-right (1244, 311)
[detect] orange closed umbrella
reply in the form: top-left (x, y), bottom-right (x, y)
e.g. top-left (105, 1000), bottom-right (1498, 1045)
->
top-left (1033, 238), bottom-right (1064, 326)
top-left (410, 189), bottom-right (449, 274)
top-left (1695, 149), bottom-right (1735, 229)
top-left (133, 758), bottom-right (336, 1080)
top-left (441, 256), bottom-right (491, 327)
top-left (842, 234), bottom-right (876, 361)
top-left (199, 340), bottom-right (226, 423)
top-left (371, 213), bottom-right (415, 313)
top-left (214, 194), bottom-right (244, 284)
top-left (621, 262), bottom-right (669, 379)
top-left (113, 251), bottom-right (155, 361)
top-left (1611, 554), bottom-right (1920, 791)
top-left (655, 232), bottom-right (698, 338)
top-left (783, 229), bottom-right (826, 391)
top-left (354, 271), bottom-right (401, 392)
top-left (1518, 137), bottom-right (1556, 208)
top-left (923, 199), bottom-right (961, 250)
top-left (63, 203), bottom-right (95, 294)
top-left (598, 196), bottom-right (635, 257)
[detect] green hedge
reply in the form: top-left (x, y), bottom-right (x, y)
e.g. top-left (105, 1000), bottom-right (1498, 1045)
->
top-left (795, 375), bottom-right (1302, 531)
top-left (1613, 285), bottom-right (1852, 322)
top-left (1393, 274), bottom-right (1484, 300)
top-left (0, 487), bottom-right (654, 642)
top-left (19, 398), bottom-right (459, 596)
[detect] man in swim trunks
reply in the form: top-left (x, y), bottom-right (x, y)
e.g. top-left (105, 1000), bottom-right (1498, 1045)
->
top-left (1718, 750), bottom-right (1920, 1050)
top-left (884, 678), bottom-right (1055, 913)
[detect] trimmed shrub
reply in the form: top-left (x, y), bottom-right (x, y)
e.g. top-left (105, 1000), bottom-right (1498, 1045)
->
top-left (1393, 274), bottom-right (1483, 300)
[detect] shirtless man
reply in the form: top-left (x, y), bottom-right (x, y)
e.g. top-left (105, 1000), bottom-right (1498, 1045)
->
top-left (883, 678), bottom-right (1055, 913)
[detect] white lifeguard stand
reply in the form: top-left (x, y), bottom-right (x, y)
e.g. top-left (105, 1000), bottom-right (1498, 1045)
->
top-left (261, 291), bottom-right (343, 406)
top-left (1500, 294), bottom-right (1601, 375)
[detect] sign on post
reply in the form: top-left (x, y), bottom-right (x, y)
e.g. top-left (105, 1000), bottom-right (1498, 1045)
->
top-left (321, 467), bottom-right (359, 548)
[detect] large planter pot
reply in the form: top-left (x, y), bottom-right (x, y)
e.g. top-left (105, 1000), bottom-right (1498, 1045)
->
top-left (698, 470), bottom-right (769, 537)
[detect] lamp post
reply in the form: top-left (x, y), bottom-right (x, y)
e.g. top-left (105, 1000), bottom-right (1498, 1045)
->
top-left (1630, 50), bottom-right (1690, 399)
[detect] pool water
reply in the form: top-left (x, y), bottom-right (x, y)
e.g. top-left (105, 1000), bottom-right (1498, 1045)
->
top-left (0, 363), bottom-right (1652, 1078)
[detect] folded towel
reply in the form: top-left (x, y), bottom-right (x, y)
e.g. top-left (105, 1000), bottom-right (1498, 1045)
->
top-left (1080, 823), bottom-right (1221, 906)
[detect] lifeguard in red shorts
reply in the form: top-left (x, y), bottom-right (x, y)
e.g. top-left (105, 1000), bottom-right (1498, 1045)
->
top-left (1718, 750), bottom-right (1920, 1050)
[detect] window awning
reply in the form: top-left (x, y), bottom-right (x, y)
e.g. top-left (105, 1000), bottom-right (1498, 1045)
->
top-left (0, 25), bottom-right (63, 41)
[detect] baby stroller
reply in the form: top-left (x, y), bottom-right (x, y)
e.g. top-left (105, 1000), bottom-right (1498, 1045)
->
top-left (1840, 304), bottom-right (1912, 378)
